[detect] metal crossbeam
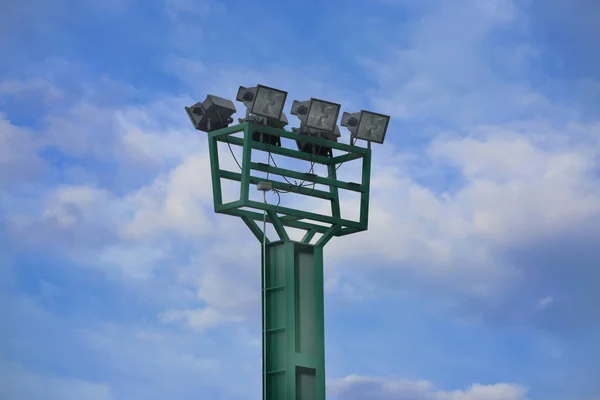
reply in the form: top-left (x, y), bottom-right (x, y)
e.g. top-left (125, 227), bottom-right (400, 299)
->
top-left (208, 122), bottom-right (371, 243)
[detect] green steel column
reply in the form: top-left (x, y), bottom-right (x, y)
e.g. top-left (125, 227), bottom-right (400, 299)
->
top-left (262, 240), bottom-right (326, 400)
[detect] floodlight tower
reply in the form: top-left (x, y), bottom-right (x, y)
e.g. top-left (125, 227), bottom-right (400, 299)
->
top-left (185, 87), bottom-right (390, 400)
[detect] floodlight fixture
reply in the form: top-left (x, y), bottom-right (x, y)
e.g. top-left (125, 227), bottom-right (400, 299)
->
top-left (291, 98), bottom-right (341, 133)
top-left (237, 84), bottom-right (289, 147)
top-left (239, 110), bottom-right (289, 147)
top-left (291, 98), bottom-right (342, 157)
top-left (185, 95), bottom-right (236, 133)
top-left (293, 125), bottom-right (341, 157)
top-left (341, 110), bottom-right (390, 144)
top-left (236, 84), bottom-right (288, 121)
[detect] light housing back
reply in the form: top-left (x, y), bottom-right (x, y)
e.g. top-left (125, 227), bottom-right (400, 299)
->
top-left (185, 95), bottom-right (237, 132)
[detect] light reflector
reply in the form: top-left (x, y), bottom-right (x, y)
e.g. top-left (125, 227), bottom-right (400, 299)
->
top-left (236, 84), bottom-right (287, 120)
top-left (291, 99), bottom-right (340, 133)
top-left (341, 110), bottom-right (390, 144)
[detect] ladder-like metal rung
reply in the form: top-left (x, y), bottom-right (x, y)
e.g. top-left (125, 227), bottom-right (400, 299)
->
top-left (266, 327), bottom-right (285, 334)
top-left (266, 369), bottom-right (286, 376)
top-left (264, 285), bottom-right (285, 292)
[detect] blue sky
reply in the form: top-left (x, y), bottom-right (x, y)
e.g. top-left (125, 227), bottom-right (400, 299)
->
top-left (1, 0), bottom-right (599, 399)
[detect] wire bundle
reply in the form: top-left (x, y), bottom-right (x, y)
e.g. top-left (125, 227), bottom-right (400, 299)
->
top-left (225, 137), bottom-right (345, 207)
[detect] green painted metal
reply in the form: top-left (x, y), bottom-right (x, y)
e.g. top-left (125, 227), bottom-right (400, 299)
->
top-left (327, 163), bottom-right (341, 220)
top-left (242, 216), bottom-right (270, 244)
top-left (301, 230), bottom-right (317, 244)
top-left (249, 123), bottom-right (368, 156)
top-left (220, 207), bottom-right (330, 233)
top-left (209, 122), bottom-right (368, 156)
top-left (207, 122), bottom-right (247, 139)
top-left (204, 122), bottom-right (375, 400)
top-left (219, 135), bottom-right (333, 165)
top-left (336, 226), bottom-right (361, 237)
top-left (215, 200), bottom-right (244, 213)
top-left (330, 152), bottom-right (363, 165)
top-left (280, 215), bottom-right (303, 223)
top-left (250, 162), bottom-right (365, 193)
top-left (220, 170), bottom-right (336, 201)
top-left (246, 200), bottom-right (363, 231)
top-left (263, 241), bottom-right (326, 400)
top-left (313, 245), bottom-right (326, 398)
top-left (267, 211), bottom-right (290, 241)
top-left (315, 225), bottom-right (339, 248)
top-left (207, 132), bottom-right (223, 209)
top-left (239, 124), bottom-right (253, 203)
top-left (359, 147), bottom-right (372, 228)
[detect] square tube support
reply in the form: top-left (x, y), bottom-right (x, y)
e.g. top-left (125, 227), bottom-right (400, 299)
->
top-left (262, 241), bottom-right (325, 400)
top-left (207, 123), bottom-right (372, 239)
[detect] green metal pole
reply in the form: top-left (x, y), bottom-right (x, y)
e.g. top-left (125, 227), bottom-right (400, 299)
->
top-left (205, 123), bottom-right (374, 400)
top-left (263, 241), bottom-right (326, 399)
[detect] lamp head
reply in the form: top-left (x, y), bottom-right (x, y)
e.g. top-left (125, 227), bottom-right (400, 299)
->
top-left (185, 95), bottom-right (236, 132)
top-left (341, 110), bottom-right (390, 144)
top-left (291, 98), bottom-right (340, 134)
top-left (236, 84), bottom-right (288, 121)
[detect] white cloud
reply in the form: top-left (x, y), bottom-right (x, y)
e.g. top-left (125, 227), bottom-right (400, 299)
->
top-left (2, 78), bottom-right (264, 330)
top-left (330, 121), bottom-right (600, 258)
top-left (8, 168), bottom-right (217, 279)
top-left (0, 362), bottom-right (113, 400)
top-left (320, 119), bottom-right (600, 331)
top-left (158, 307), bottom-right (240, 332)
top-left (1, 2), bottom-right (599, 398)
top-left (3, 1), bottom-right (600, 341)
top-left (159, 259), bottom-right (262, 330)
top-left (475, 0), bottom-right (518, 24)
top-left (165, 59), bottom-right (363, 122)
top-left (0, 77), bottom-right (62, 100)
top-left (118, 125), bottom-right (204, 164)
top-left (195, 271), bottom-right (258, 312)
top-left (358, 0), bottom-right (555, 124)
top-left (36, 93), bottom-right (199, 164)
top-left (42, 185), bottom-right (117, 227)
top-left (157, 223), bottom-right (263, 331)
top-left (96, 242), bottom-right (173, 279)
top-left (6, 67), bottom-right (598, 334)
top-left (165, 0), bottom-right (213, 20)
top-left (329, 375), bottom-right (528, 400)
top-left (5, 92), bottom-right (227, 234)
top-left (77, 322), bottom-right (257, 399)
top-left (122, 152), bottom-right (215, 239)
top-left (0, 117), bottom-right (46, 186)
top-left (430, 127), bottom-right (600, 244)
top-left (1, 287), bottom-right (258, 399)
top-left (536, 296), bottom-right (554, 310)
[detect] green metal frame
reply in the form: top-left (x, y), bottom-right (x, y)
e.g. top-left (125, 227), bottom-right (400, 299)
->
top-left (206, 122), bottom-right (373, 399)
top-left (262, 241), bottom-right (326, 400)
top-left (208, 122), bottom-right (372, 245)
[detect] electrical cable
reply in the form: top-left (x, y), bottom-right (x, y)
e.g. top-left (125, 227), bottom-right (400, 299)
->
top-left (266, 141), bottom-right (304, 188)
top-left (227, 129), bottom-right (349, 178)
top-left (225, 130), bottom-right (349, 199)
top-left (266, 140), bottom-right (346, 193)
top-left (226, 137), bottom-right (243, 170)
top-left (223, 128), bottom-right (357, 400)
top-left (267, 149), bottom-right (316, 189)
top-left (272, 188), bottom-right (281, 206)
top-left (265, 140), bottom-right (285, 205)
